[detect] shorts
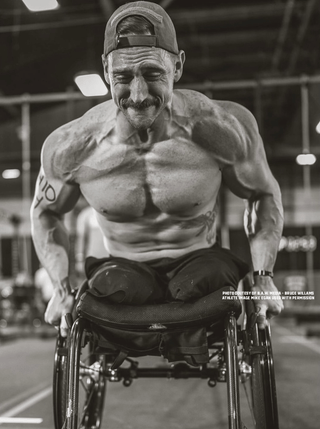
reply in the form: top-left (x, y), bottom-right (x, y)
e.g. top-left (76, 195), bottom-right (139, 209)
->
top-left (85, 244), bottom-right (249, 305)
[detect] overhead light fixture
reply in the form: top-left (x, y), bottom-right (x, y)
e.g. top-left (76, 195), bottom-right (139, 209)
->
top-left (21, 0), bottom-right (59, 11)
top-left (316, 121), bottom-right (320, 134)
top-left (74, 73), bottom-right (108, 97)
top-left (296, 153), bottom-right (317, 166)
top-left (2, 169), bottom-right (21, 179)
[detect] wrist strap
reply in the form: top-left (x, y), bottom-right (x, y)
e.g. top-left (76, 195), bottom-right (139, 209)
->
top-left (253, 270), bottom-right (274, 278)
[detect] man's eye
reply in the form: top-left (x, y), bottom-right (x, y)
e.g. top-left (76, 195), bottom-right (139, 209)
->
top-left (144, 72), bottom-right (161, 81)
top-left (115, 75), bottom-right (131, 83)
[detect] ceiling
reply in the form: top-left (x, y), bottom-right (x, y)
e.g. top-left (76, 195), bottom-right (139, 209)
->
top-left (1, 0), bottom-right (320, 193)
top-left (1, 0), bottom-right (320, 93)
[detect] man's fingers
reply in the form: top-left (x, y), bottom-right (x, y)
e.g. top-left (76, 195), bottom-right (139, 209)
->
top-left (256, 303), bottom-right (268, 330)
top-left (256, 313), bottom-right (267, 330)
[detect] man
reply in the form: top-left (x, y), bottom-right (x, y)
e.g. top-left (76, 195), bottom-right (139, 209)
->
top-left (34, 264), bottom-right (54, 307)
top-left (74, 206), bottom-right (109, 277)
top-left (30, 1), bottom-right (284, 338)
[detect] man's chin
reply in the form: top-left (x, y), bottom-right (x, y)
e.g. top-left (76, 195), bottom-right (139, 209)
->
top-left (125, 108), bottom-right (158, 129)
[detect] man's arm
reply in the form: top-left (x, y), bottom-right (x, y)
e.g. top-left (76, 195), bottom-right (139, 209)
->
top-left (221, 105), bottom-right (284, 328)
top-left (30, 139), bottom-right (81, 336)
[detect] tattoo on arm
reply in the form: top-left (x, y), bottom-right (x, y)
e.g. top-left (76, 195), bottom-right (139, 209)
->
top-left (34, 174), bottom-right (57, 208)
top-left (178, 208), bottom-right (216, 244)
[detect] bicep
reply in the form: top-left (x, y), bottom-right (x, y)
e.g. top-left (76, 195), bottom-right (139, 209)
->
top-left (222, 145), bottom-right (283, 238)
top-left (31, 166), bottom-right (81, 217)
top-left (222, 132), bottom-right (279, 202)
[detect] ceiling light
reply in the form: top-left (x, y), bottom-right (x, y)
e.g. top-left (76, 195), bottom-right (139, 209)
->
top-left (316, 121), bottom-right (320, 134)
top-left (74, 73), bottom-right (108, 97)
top-left (296, 153), bottom-right (317, 166)
top-left (21, 0), bottom-right (59, 11)
top-left (2, 169), bottom-right (21, 179)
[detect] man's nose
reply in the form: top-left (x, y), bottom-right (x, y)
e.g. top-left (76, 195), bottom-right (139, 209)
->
top-left (130, 76), bottom-right (149, 103)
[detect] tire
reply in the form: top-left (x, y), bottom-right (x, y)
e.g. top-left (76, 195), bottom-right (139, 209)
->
top-left (53, 334), bottom-right (68, 429)
top-left (53, 324), bottom-right (107, 429)
top-left (66, 318), bottom-right (106, 429)
top-left (258, 325), bottom-right (279, 429)
top-left (239, 324), bottom-right (279, 429)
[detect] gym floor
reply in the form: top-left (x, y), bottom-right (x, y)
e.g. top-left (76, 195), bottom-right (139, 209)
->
top-left (0, 317), bottom-right (319, 429)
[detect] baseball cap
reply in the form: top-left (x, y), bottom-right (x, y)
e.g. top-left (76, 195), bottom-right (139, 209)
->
top-left (104, 1), bottom-right (179, 56)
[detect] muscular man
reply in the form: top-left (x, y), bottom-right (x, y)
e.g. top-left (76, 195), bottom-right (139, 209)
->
top-left (30, 1), bottom-right (284, 337)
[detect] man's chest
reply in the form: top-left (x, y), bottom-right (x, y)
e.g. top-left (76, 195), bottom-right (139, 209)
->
top-left (70, 137), bottom-right (221, 218)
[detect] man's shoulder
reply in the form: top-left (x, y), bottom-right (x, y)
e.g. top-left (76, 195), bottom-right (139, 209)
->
top-left (45, 100), bottom-right (115, 142)
top-left (174, 90), bottom-right (256, 128)
top-left (173, 90), bottom-right (259, 165)
top-left (42, 100), bottom-right (116, 179)
top-left (173, 89), bottom-right (212, 116)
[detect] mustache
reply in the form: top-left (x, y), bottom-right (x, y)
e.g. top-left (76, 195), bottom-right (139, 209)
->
top-left (120, 97), bottom-right (161, 110)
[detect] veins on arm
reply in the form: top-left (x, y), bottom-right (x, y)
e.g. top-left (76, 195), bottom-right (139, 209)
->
top-left (57, 277), bottom-right (72, 296)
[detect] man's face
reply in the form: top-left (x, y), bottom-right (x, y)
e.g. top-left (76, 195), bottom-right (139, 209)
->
top-left (104, 47), bottom-right (178, 130)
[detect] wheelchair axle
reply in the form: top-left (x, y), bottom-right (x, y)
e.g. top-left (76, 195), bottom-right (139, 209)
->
top-left (77, 358), bottom-right (254, 390)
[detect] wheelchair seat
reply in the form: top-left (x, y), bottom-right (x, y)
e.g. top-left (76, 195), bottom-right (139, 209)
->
top-left (76, 285), bottom-right (241, 366)
top-left (77, 285), bottom-right (241, 330)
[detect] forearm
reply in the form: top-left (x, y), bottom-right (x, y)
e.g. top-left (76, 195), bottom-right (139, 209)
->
top-left (245, 190), bottom-right (284, 271)
top-left (31, 209), bottom-right (71, 294)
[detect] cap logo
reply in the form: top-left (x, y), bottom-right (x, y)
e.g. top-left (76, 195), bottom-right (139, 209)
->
top-left (111, 7), bottom-right (163, 27)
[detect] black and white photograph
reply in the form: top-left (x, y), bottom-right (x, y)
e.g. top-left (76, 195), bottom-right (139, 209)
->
top-left (0, 1), bottom-right (320, 428)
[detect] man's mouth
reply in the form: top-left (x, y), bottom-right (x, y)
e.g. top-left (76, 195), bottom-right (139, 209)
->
top-left (121, 98), bottom-right (161, 111)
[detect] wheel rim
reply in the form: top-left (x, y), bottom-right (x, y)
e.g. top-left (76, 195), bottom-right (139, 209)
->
top-left (239, 324), bottom-right (279, 429)
top-left (53, 335), bottom-right (68, 429)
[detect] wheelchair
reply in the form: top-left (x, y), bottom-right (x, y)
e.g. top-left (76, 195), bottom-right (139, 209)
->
top-left (53, 277), bottom-right (279, 429)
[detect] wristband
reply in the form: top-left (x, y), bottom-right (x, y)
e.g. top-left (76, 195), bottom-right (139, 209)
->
top-left (253, 270), bottom-right (274, 278)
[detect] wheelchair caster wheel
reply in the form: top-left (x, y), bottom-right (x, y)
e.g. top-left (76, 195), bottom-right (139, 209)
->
top-left (208, 379), bottom-right (216, 388)
top-left (123, 378), bottom-right (132, 387)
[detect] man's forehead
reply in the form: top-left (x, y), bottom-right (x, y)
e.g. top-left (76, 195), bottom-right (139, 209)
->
top-left (108, 47), bottom-right (170, 70)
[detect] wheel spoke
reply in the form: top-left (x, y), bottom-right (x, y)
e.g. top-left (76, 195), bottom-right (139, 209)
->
top-left (241, 381), bottom-right (256, 427)
top-left (79, 377), bottom-right (95, 426)
top-left (80, 378), bottom-right (89, 394)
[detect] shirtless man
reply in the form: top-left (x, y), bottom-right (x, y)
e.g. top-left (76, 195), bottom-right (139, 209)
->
top-left (30, 1), bottom-right (284, 337)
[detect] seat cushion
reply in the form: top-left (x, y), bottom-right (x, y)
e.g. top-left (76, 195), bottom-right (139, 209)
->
top-left (76, 285), bottom-right (241, 331)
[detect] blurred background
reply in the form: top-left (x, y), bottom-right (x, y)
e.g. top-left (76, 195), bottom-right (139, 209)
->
top-left (0, 1), bottom-right (320, 428)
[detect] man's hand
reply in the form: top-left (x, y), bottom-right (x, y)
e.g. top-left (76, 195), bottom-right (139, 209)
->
top-left (252, 276), bottom-right (284, 330)
top-left (45, 289), bottom-right (75, 337)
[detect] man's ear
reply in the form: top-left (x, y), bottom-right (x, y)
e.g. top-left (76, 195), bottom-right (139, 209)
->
top-left (173, 50), bottom-right (186, 83)
top-left (101, 54), bottom-right (110, 85)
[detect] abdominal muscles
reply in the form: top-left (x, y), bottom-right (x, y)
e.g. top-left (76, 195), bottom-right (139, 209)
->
top-left (95, 204), bottom-right (219, 260)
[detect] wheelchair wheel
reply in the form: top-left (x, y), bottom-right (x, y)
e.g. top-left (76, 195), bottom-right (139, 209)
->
top-left (251, 324), bottom-right (278, 429)
top-left (67, 318), bottom-right (106, 429)
top-left (224, 314), bottom-right (279, 429)
top-left (53, 334), bottom-right (68, 429)
top-left (53, 319), bottom-right (106, 429)
top-left (240, 324), bottom-right (279, 429)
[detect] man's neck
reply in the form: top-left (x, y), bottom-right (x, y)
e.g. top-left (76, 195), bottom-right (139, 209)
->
top-left (115, 105), bottom-right (172, 145)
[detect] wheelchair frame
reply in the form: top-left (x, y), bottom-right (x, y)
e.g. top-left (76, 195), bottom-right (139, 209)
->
top-left (53, 289), bottom-right (279, 429)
